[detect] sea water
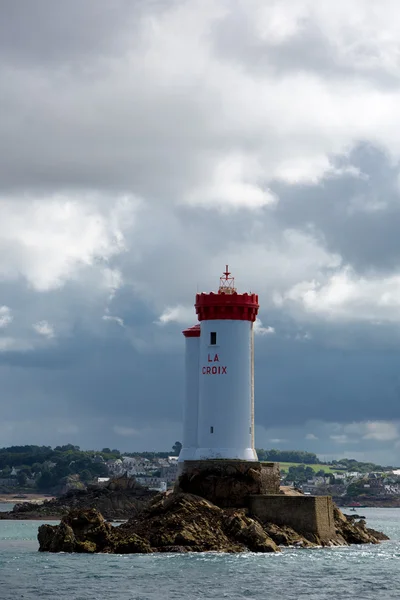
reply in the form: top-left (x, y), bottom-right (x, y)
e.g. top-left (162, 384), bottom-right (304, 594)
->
top-left (0, 508), bottom-right (400, 600)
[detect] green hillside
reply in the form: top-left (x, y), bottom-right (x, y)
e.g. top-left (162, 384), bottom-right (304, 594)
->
top-left (278, 462), bottom-right (341, 474)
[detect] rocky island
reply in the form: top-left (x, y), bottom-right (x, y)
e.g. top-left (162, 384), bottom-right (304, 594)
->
top-left (34, 469), bottom-right (388, 554)
top-left (37, 491), bottom-right (388, 554)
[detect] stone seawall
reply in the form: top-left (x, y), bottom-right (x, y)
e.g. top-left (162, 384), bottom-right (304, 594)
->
top-left (249, 494), bottom-right (335, 543)
top-left (175, 460), bottom-right (280, 508)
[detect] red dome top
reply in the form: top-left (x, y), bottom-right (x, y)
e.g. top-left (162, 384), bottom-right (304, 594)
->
top-left (182, 324), bottom-right (201, 337)
top-left (195, 266), bottom-right (259, 322)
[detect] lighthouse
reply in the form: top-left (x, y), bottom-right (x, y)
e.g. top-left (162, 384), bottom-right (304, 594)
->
top-left (179, 266), bottom-right (259, 463)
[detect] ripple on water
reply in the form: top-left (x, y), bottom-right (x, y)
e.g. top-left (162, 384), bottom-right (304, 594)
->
top-left (1, 510), bottom-right (400, 599)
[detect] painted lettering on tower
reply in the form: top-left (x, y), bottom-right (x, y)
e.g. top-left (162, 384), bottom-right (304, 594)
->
top-left (202, 353), bottom-right (227, 375)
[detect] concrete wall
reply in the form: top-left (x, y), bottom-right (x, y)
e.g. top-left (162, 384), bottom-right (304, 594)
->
top-left (259, 462), bottom-right (280, 495)
top-left (248, 494), bottom-right (335, 543)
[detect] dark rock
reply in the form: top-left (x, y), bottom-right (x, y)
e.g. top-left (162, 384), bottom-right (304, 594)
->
top-left (333, 506), bottom-right (387, 544)
top-left (222, 511), bottom-right (278, 552)
top-left (262, 522), bottom-right (316, 548)
top-left (38, 508), bottom-right (114, 553)
top-left (366, 527), bottom-right (390, 541)
top-left (38, 493), bottom-right (280, 554)
top-left (38, 522), bottom-right (77, 553)
top-left (113, 534), bottom-right (152, 554)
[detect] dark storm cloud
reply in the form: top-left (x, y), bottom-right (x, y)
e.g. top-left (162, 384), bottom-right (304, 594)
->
top-left (0, 0), bottom-right (151, 67)
top-left (272, 144), bottom-right (400, 273)
top-left (255, 327), bottom-right (400, 428)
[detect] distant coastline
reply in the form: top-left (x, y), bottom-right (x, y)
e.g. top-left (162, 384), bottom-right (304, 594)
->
top-left (335, 497), bottom-right (400, 508)
top-left (0, 493), bottom-right (53, 504)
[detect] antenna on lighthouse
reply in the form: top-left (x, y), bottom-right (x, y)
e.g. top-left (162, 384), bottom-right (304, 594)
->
top-left (218, 265), bottom-right (236, 294)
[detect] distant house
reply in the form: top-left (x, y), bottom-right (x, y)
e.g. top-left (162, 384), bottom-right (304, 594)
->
top-left (0, 478), bottom-right (15, 486)
top-left (92, 455), bottom-right (105, 464)
top-left (106, 459), bottom-right (123, 475)
top-left (97, 477), bottom-right (110, 485)
top-left (136, 476), bottom-right (164, 488)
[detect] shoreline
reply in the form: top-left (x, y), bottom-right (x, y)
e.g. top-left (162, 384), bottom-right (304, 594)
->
top-left (0, 493), bottom-right (54, 504)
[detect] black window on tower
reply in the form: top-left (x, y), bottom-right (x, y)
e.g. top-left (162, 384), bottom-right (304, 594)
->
top-left (210, 332), bottom-right (217, 345)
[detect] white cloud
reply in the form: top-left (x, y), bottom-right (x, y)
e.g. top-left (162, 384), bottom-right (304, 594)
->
top-left (363, 421), bottom-right (398, 442)
top-left (157, 305), bottom-right (196, 325)
top-left (330, 434), bottom-right (351, 444)
top-left (329, 421), bottom-right (399, 444)
top-left (186, 153), bottom-right (278, 210)
top-left (33, 320), bottom-right (55, 339)
top-left (102, 315), bottom-right (125, 327)
top-left (305, 433), bottom-right (318, 440)
top-left (254, 319), bottom-right (275, 336)
top-left (0, 195), bottom-right (136, 292)
top-left (0, 337), bottom-right (33, 352)
top-left (113, 426), bottom-right (142, 437)
top-left (281, 267), bottom-right (400, 322)
top-left (0, 306), bottom-right (13, 328)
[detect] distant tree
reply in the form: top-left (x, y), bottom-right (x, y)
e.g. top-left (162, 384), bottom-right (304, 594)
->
top-left (17, 471), bottom-right (27, 486)
top-left (54, 444), bottom-right (79, 453)
top-left (347, 481), bottom-right (373, 497)
top-left (172, 441), bottom-right (182, 456)
top-left (256, 449), bottom-right (319, 464)
top-left (287, 465), bottom-right (314, 484)
top-left (80, 470), bottom-right (92, 483)
top-left (37, 470), bottom-right (54, 491)
top-left (102, 448), bottom-right (111, 454)
top-left (20, 466), bottom-right (32, 476)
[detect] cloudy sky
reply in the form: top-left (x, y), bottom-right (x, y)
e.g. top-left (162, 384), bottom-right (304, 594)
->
top-left (3, 1), bottom-right (400, 465)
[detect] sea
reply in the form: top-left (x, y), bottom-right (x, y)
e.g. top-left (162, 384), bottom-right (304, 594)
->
top-left (1, 504), bottom-right (400, 600)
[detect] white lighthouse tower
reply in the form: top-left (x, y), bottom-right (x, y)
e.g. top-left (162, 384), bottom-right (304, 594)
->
top-left (179, 266), bottom-right (259, 464)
